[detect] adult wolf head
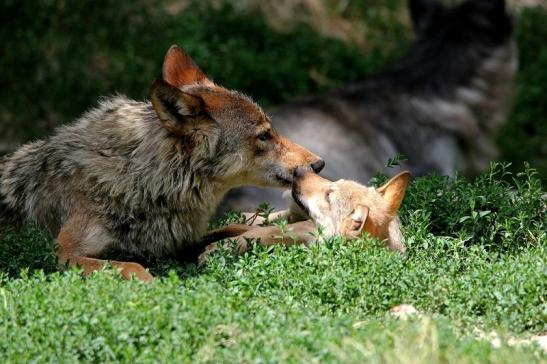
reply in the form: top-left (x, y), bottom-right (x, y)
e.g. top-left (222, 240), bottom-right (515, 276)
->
top-left (150, 45), bottom-right (324, 190)
top-left (404, 0), bottom-right (514, 94)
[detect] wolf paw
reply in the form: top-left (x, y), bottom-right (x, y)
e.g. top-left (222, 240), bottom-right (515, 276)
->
top-left (113, 261), bottom-right (154, 282)
top-left (198, 242), bottom-right (218, 266)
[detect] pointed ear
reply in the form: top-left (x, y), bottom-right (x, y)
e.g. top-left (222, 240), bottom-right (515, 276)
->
top-left (149, 79), bottom-right (204, 136)
top-left (162, 45), bottom-right (212, 88)
top-left (348, 205), bottom-right (369, 237)
top-left (472, 0), bottom-right (505, 13)
top-left (408, 0), bottom-right (443, 32)
top-left (377, 171), bottom-right (411, 215)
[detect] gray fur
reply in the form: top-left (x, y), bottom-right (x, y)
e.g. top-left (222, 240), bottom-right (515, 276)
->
top-left (1, 96), bottom-right (235, 256)
top-left (221, 0), bottom-right (517, 212)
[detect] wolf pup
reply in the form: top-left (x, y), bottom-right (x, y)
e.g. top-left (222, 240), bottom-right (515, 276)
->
top-left (223, 0), bottom-right (516, 211)
top-left (199, 169), bottom-right (410, 265)
top-left (0, 45), bottom-right (324, 281)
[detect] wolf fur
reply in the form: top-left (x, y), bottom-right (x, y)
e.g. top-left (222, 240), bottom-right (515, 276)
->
top-left (1, 96), bottom-right (220, 256)
top-left (0, 45), bottom-right (322, 280)
top-left (222, 0), bottom-right (517, 211)
top-left (198, 170), bottom-right (410, 265)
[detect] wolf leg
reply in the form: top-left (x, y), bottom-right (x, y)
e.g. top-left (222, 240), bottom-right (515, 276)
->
top-left (199, 223), bottom-right (256, 245)
top-left (56, 216), bottom-right (154, 282)
top-left (192, 223), bottom-right (256, 265)
top-left (185, 221), bottom-right (286, 263)
top-left (198, 220), bottom-right (316, 265)
top-left (62, 256), bottom-right (154, 282)
top-left (200, 206), bottom-right (306, 248)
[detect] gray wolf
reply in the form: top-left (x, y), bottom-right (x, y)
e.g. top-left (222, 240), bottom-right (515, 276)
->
top-left (0, 45), bottom-right (323, 281)
top-left (198, 169), bottom-right (410, 265)
top-left (222, 0), bottom-right (517, 211)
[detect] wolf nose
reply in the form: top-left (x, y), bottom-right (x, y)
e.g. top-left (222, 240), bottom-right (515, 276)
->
top-left (311, 159), bottom-right (325, 173)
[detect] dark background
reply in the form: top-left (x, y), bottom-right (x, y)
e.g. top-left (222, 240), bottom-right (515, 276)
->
top-left (1, 0), bottom-right (545, 180)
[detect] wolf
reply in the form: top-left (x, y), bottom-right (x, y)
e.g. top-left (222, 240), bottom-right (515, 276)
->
top-left (0, 45), bottom-right (324, 281)
top-left (222, 0), bottom-right (517, 211)
top-left (198, 168), bottom-right (410, 265)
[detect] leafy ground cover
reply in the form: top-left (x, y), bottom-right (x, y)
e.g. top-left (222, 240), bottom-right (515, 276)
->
top-left (0, 163), bottom-right (545, 362)
top-left (0, 1), bottom-right (546, 361)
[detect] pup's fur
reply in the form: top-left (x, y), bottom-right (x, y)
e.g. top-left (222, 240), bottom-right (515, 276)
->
top-left (199, 170), bottom-right (410, 264)
top-left (0, 45), bottom-right (322, 280)
top-left (222, 0), bottom-right (517, 211)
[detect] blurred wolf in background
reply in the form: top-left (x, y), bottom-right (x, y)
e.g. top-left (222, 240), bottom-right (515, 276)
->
top-left (222, 0), bottom-right (517, 211)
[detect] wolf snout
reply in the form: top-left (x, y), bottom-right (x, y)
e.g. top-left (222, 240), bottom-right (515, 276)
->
top-left (311, 159), bottom-right (325, 173)
top-left (293, 160), bottom-right (324, 178)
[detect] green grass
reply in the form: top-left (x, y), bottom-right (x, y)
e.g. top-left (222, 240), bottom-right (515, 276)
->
top-left (0, 1), bottom-right (546, 361)
top-left (1, 164), bottom-right (545, 362)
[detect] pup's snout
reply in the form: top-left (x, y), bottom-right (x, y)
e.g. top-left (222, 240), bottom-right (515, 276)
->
top-left (294, 160), bottom-right (324, 179)
top-left (311, 159), bottom-right (325, 173)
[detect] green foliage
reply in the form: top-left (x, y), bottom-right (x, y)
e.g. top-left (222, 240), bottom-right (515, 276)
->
top-left (385, 153), bottom-right (408, 168)
top-left (0, 1), bottom-right (546, 360)
top-left (402, 163), bottom-right (545, 251)
top-left (0, 226), bottom-right (57, 278)
top-left (0, 0), bottom-right (406, 143)
top-left (1, 166), bottom-right (545, 361)
top-left (1, 269), bottom-right (544, 363)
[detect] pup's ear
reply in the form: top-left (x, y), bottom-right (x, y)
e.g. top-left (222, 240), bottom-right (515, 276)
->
top-left (377, 171), bottom-right (411, 216)
top-left (347, 205), bottom-right (369, 237)
top-left (162, 45), bottom-right (212, 87)
top-left (149, 79), bottom-right (205, 137)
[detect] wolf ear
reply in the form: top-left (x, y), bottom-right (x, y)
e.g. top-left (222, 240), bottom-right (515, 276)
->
top-left (408, 0), bottom-right (443, 32)
top-left (348, 205), bottom-right (369, 237)
top-left (377, 171), bottom-right (411, 216)
top-left (149, 79), bottom-right (205, 136)
top-left (162, 45), bottom-right (212, 87)
top-left (471, 0), bottom-right (505, 13)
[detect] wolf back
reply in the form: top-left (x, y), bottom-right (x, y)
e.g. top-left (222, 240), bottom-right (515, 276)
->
top-left (222, 0), bottom-right (517, 212)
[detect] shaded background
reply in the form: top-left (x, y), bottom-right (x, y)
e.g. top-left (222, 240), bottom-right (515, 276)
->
top-left (1, 0), bottom-right (545, 180)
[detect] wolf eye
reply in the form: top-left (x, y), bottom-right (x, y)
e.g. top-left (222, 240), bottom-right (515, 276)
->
top-left (325, 190), bottom-right (332, 204)
top-left (257, 132), bottom-right (271, 141)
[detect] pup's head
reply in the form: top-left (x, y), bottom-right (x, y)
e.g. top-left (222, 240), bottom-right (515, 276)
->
top-left (149, 45), bottom-right (323, 189)
top-left (292, 167), bottom-right (410, 245)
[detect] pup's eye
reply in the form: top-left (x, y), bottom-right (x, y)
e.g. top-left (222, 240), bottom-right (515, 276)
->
top-left (257, 132), bottom-right (271, 141)
top-left (325, 190), bottom-right (332, 204)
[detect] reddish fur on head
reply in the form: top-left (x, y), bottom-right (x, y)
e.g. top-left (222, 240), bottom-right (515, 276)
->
top-left (163, 45), bottom-right (214, 87)
top-left (150, 44), bottom-right (323, 189)
top-left (292, 170), bottom-right (410, 252)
